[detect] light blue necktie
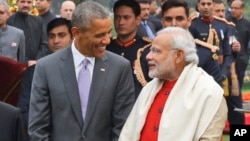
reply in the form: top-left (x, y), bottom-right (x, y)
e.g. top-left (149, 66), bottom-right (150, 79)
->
top-left (142, 21), bottom-right (155, 39)
top-left (78, 58), bottom-right (91, 120)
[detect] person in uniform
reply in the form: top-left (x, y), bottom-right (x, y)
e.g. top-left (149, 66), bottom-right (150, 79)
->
top-left (107, 0), bottom-right (151, 97)
top-left (189, 0), bottom-right (233, 85)
top-left (161, 0), bottom-right (222, 84)
top-left (213, 0), bottom-right (244, 126)
top-left (226, 0), bottom-right (250, 125)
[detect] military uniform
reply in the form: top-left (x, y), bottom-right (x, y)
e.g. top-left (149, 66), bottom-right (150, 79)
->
top-left (189, 15), bottom-right (233, 84)
top-left (226, 15), bottom-right (250, 125)
top-left (107, 35), bottom-right (151, 97)
top-left (196, 44), bottom-right (222, 84)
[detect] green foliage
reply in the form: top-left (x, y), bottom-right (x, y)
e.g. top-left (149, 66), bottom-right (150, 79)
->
top-left (244, 2), bottom-right (250, 20)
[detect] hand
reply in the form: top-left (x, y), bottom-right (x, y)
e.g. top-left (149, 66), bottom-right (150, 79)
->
top-left (28, 60), bottom-right (37, 66)
top-left (232, 41), bottom-right (241, 52)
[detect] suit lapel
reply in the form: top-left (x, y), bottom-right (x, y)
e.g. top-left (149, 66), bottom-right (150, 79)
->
top-left (59, 47), bottom-right (83, 128)
top-left (83, 54), bottom-right (109, 131)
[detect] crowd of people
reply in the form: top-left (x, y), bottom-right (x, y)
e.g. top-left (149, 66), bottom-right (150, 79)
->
top-left (1, 0), bottom-right (250, 141)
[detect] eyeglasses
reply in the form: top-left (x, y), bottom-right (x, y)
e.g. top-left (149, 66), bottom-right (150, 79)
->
top-left (149, 46), bottom-right (178, 56)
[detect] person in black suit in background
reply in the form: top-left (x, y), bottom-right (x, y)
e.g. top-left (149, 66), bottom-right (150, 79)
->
top-left (7, 0), bottom-right (48, 66)
top-left (0, 102), bottom-right (28, 141)
top-left (136, 0), bottom-right (156, 39)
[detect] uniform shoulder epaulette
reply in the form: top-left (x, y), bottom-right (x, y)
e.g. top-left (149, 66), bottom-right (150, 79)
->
top-left (189, 12), bottom-right (199, 21)
top-left (213, 16), bottom-right (235, 26)
top-left (142, 36), bottom-right (153, 43)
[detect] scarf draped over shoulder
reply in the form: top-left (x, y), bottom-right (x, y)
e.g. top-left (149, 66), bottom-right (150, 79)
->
top-left (119, 63), bottom-right (224, 141)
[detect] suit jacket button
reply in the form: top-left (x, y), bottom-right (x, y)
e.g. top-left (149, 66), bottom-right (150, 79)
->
top-left (153, 126), bottom-right (159, 131)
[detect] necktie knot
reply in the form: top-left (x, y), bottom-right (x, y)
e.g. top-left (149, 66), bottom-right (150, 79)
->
top-left (82, 59), bottom-right (89, 70)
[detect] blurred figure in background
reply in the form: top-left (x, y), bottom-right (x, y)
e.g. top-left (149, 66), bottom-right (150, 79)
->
top-left (213, 0), bottom-right (244, 126)
top-left (35, 0), bottom-right (56, 26)
top-left (137, 0), bottom-right (156, 39)
top-left (0, 0), bottom-right (26, 63)
top-left (0, 102), bottom-right (28, 141)
top-left (60, 0), bottom-right (75, 20)
top-left (7, 0), bottom-right (48, 65)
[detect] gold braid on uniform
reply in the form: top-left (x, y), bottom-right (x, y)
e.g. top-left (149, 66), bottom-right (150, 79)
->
top-left (194, 39), bottom-right (219, 53)
top-left (194, 24), bottom-right (220, 61)
top-left (194, 39), bottom-right (219, 60)
top-left (134, 43), bottom-right (151, 86)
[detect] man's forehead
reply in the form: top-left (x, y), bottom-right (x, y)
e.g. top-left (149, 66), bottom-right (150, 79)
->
top-left (163, 8), bottom-right (187, 18)
top-left (199, 0), bottom-right (213, 3)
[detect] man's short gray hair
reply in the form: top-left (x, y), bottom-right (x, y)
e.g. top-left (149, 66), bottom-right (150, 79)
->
top-left (0, 0), bottom-right (9, 12)
top-left (71, 1), bottom-right (109, 31)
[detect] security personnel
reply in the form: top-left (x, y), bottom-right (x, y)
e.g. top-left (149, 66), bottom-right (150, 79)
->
top-left (161, 0), bottom-right (222, 84)
top-left (108, 35), bottom-right (151, 97)
top-left (189, 0), bottom-right (233, 85)
top-left (107, 0), bottom-right (152, 97)
top-left (226, 0), bottom-right (249, 125)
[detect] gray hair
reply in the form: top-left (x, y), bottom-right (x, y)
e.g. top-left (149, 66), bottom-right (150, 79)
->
top-left (71, 1), bottom-right (109, 31)
top-left (157, 27), bottom-right (199, 64)
top-left (0, 0), bottom-right (9, 12)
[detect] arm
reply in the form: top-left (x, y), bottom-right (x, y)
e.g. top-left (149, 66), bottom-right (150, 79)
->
top-left (14, 108), bottom-right (29, 141)
top-left (199, 98), bottom-right (228, 141)
top-left (112, 61), bottom-right (135, 141)
top-left (18, 31), bottom-right (26, 63)
top-left (221, 35), bottom-right (233, 79)
top-left (35, 20), bottom-right (49, 60)
top-left (18, 66), bottom-right (35, 130)
top-left (28, 62), bottom-right (51, 141)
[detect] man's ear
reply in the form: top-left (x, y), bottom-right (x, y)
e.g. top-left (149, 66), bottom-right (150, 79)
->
top-left (175, 50), bottom-right (184, 64)
top-left (71, 27), bottom-right (79, 39)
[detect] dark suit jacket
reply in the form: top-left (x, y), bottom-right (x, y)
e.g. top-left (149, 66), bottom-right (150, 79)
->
top-left (196, 45), bottom-right (222, 85)
top-left (137, 20), bottom-right (156, 38)
top-left (149, 15), bottom-right (162, 32)
top-left (0, 102), bottom-right (28, 141)
top-left (18, 65), bottom-right (36, 131)
top-left (7, 12), bottom-right (48, 62)
top-left (28, 47), bottom-right (135, 141)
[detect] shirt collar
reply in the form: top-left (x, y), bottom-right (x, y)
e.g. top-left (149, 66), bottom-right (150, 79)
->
top-left (71, 40), bottom-right (95, 68)
top-left (0, 25), bottom-right (8, 32)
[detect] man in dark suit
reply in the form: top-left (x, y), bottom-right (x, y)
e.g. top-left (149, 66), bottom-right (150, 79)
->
top-left (35, 0), bottom-right (56, 26)
top-left (7, 0), bottom-right (48, 65)
top-left (28, 1), bottom-right (135, 141)
top-left (0, 102), bottom-right (28, 141)
top-left (136, 0), bottom-right (156, 39)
